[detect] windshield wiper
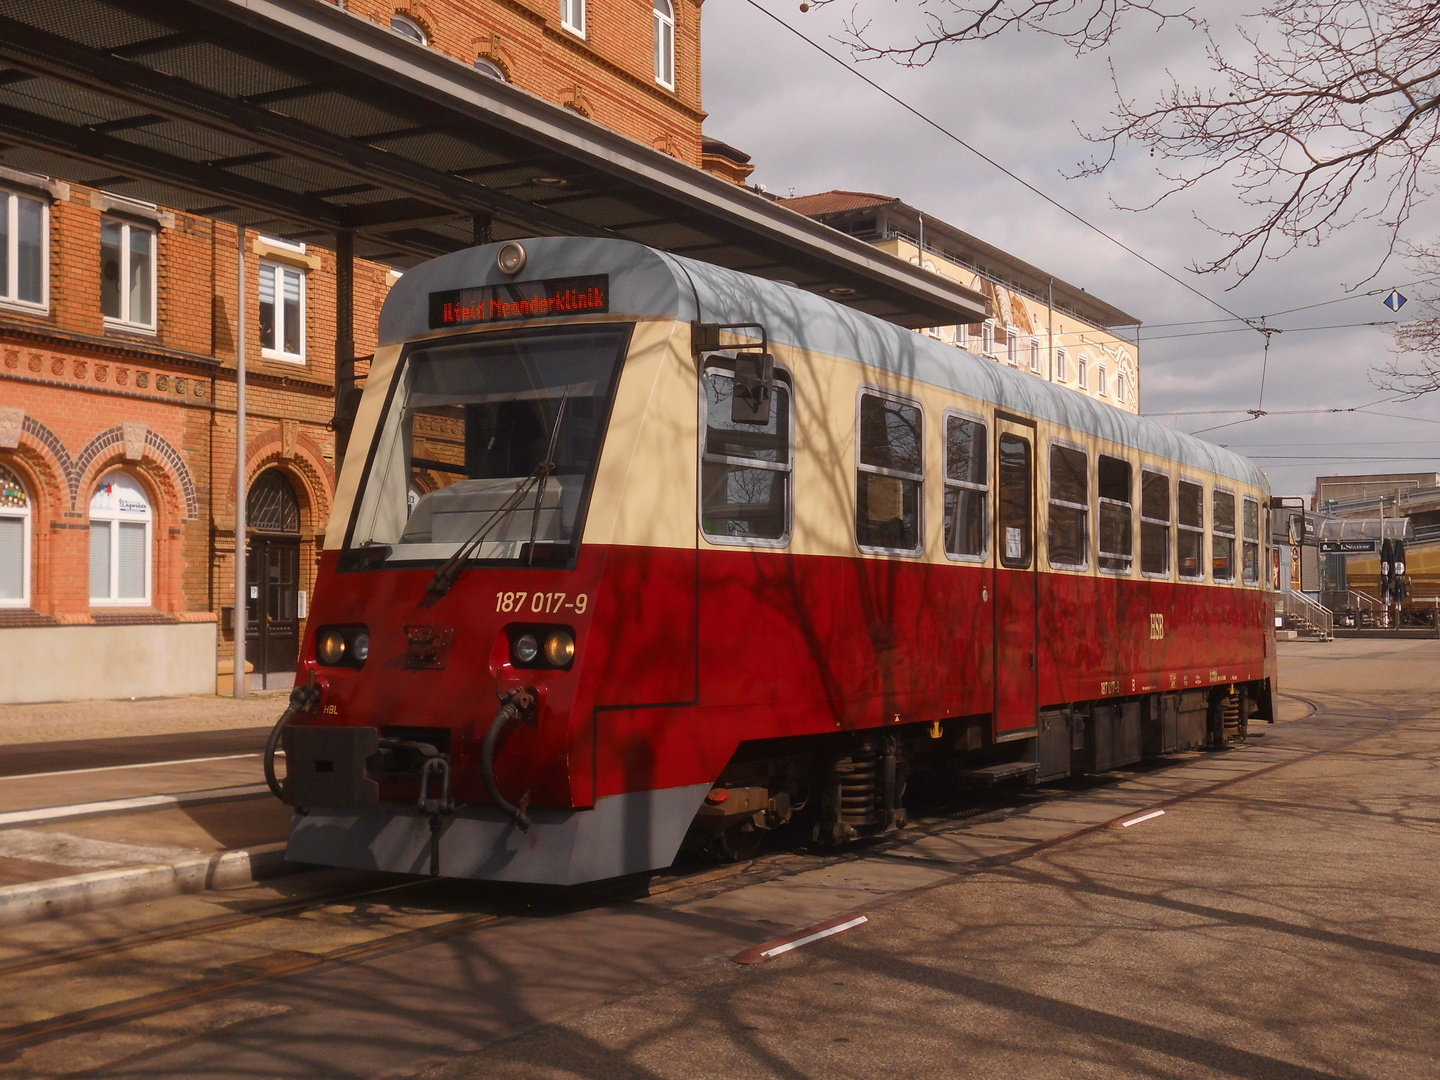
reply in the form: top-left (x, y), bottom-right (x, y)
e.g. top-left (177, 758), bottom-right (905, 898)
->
top-left (526, 392), bottom-right (569, 567)
top-left (426, 397), bottom-right (569, 597)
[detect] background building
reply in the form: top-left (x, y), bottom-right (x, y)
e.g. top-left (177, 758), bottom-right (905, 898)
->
top-left (0, 0), bottom-right (716, 702)
top-left (780, 191), bottom-right (1143, 412)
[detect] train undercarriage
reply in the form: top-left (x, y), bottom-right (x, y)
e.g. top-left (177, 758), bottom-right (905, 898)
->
top-left (687, 680), bottom-right (1275, 859)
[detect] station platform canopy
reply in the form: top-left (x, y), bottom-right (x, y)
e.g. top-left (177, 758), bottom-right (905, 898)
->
top-left (0, 0), bottom-right (988, 329)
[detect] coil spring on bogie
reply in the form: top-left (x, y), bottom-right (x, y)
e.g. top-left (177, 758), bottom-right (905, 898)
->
top-left (1221, 694), bottom-right (1243, 739)
top-left (834, 752), bottom-right (878, 827)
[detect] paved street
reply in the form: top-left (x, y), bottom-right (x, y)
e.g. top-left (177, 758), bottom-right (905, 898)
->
top-left (0, 639), bottom-right (1436, 1079)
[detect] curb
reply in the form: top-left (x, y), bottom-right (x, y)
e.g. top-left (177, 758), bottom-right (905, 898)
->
top-left (0, 841), bottom-right (307, 928)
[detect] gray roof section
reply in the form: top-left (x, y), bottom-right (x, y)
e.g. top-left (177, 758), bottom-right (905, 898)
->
top-left (382, 238), bottom-right (1265, 491)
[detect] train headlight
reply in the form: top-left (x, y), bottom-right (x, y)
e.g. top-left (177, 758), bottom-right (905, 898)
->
top-left (317, 628), bottom-right (347, 666)
top-left (315, 625), bottom-right (369, 668)
top-left (544, 629), bottom-right (575, 667)
top-left (496, 241), bottom-right (527, 276)
top-left (513, 633), bottom-right (540, 664)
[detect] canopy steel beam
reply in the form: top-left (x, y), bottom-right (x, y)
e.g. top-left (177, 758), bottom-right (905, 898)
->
top-left (0, 14), bottom-right (600, 241)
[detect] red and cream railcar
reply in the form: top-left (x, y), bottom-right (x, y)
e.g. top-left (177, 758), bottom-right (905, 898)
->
top-left (277, 237), bottom-right (1276, 883)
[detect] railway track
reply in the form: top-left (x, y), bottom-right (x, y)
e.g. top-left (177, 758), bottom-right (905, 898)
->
top-left (0, 689), bottom-right (1396, 1063)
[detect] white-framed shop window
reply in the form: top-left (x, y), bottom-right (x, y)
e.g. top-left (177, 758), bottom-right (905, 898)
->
top-left (260, 261), bottom-right (306, 362)
top-left (101, 218), bottom-right (155, 330)
top-left (654, 0), bottom-right (675, 89)
top-left (89, 471), bottom-right (152, 605)
top-left (561, 0), bottom-right (586, 37)
top-left (0, 463), bottom-right (31, 607)
top-left (0, 189), bottom-right (48, 311)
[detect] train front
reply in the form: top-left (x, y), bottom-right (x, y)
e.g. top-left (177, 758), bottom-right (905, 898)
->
top-left (275, 238), bottom-right (704, 885)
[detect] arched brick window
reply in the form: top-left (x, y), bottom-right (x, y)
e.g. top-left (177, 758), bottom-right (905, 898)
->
top-left (0, 464), bottom-right (31, 607)
top-left (248, 469), bottom-right (301, 533)
top-left (90, 471), bottom-right (151, 605)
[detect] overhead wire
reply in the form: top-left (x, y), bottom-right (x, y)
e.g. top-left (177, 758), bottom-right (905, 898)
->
top-left (741, 0), bottom-right (1252, 327)
top-left (746, 0), bottom-right (1436, 436)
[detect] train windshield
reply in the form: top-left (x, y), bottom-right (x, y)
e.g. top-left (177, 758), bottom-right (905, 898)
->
top-left (348, 324), bottom-right (631, 565)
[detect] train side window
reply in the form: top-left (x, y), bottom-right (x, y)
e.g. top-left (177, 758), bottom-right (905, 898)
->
top-left (700, 364), bottom-right (793, 545)
top-left (1097, 455), bottom-right (1133, 573)
top-left (997, 433), bottom-right (1032, 568)
top-left (1242, 496), bottom-right (1261, 584)
top-left (1047, 443), bottom-right (1088, 569)
top-left (1177, 480), bottom-right (1205, 580)
top-left (1140, 469), bottom-right (1171, 576)
top-left (856, 390), bottom-right (924, 554)
top-left (943, 413), bottom-right (987, 559)
top-left (1213, 488), bottom-right (1236, 583)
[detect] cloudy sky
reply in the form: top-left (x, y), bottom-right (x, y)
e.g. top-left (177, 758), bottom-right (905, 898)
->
top-left (700, 0), bottom-right (1440, 499)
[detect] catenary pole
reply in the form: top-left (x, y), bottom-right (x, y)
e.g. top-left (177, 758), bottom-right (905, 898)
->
top-left (233, 225), bottom-right (247, 698)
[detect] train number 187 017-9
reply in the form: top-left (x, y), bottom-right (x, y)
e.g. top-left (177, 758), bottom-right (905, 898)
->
top-left (496, 591), bottom-right (589, 615)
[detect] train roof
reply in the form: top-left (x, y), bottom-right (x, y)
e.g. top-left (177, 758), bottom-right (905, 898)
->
top-left (381, 238), bottom-right (1266, 491)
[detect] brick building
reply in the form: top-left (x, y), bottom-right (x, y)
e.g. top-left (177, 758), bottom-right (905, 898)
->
top-left (0, 0), bottom-right (718, 702)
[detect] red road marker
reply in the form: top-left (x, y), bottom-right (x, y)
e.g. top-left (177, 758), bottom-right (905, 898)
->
top-left (733, 914), bottom-right (869, 965)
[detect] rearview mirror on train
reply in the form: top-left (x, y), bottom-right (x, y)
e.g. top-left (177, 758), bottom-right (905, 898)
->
top-left (731, 352), bottom-right (774, 425)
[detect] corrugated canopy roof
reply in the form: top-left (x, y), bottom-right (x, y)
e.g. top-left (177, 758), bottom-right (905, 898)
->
top-left (0, 0), bottom-right (987, 329)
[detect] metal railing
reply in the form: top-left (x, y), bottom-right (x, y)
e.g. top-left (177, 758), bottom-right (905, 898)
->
top-left (1275, 590), bottom-right (1333, 640)
top-left (1321, 589), bottom-right (1383, 628)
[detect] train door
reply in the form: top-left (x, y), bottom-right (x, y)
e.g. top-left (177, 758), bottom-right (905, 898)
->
top-left (993, 414), bottom-right (1039, 739)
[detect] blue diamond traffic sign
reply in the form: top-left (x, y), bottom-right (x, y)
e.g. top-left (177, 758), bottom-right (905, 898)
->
top-left (1384, 289), bottom-right (1408, 311)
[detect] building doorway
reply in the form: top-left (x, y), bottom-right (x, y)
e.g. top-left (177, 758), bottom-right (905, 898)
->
top-left (246, 469), bottom-right (302, 690)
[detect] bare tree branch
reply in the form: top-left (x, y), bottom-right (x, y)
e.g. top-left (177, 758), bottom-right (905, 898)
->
top-left (811, 1), bottom-right (1199, 64)
top-left (830, 1), bottom-right (1440, 283)
top-left (1377, 242), bottom-right (1440, 396)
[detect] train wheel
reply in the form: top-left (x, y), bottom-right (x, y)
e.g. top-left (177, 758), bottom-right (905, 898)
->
top-left (713, 820), bottom-right (765, 861)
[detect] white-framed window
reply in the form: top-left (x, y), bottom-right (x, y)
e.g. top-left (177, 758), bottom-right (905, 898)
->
top-left (474, 57), bottom-right (507, 81)
top-left (1212, 488), bottom-right (1236, 583)
top-left (1115, 369), bottom-right (1129, 404)
top-left (1005, 326), bottom-right (1020, 365)
top-left (1097, 455), bottom-right (1133, 574)
top-left (699, 359), bottom-right (794, 546)
top-left (0, 463), bottom-right (31, 607)
top-left (1077, 354), bottom-right (1089, 389)
top-left (260, 261), bottom-right (306, 362)
top-left (1243, 496), bottom-right (1261, 585)
top-left (1177, 479), bottom-right (1205, 580)
top-left (0, 189), bottom-right (47, 311)
top-left (561, 0), bottom-right (586, 37)
top-left (1098, 363), bottom-right (1109, 396)
top-left (1047, 442), bottom-right (1088, 569)
top-left (390, 14), bottom-right (427, 45)
top-left (1140, 470), bottom-right (1171, 577)
top-left (1054, 347), bottom-right (1068, 382)
top-left (856, 388), bottom-right (924, 555)
top-left (100, 218), bottom-right (155, 330)
top-left (981, 319), bottom-right (996, 357)
top-left (943, 411), bottom-right (987, 560)
top-left (1029, 336), bottom-right (1042, 374)
top-left (654, 0), bottom-right (675, 89)
top-left (89, 471), bottom-right (151, 605)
